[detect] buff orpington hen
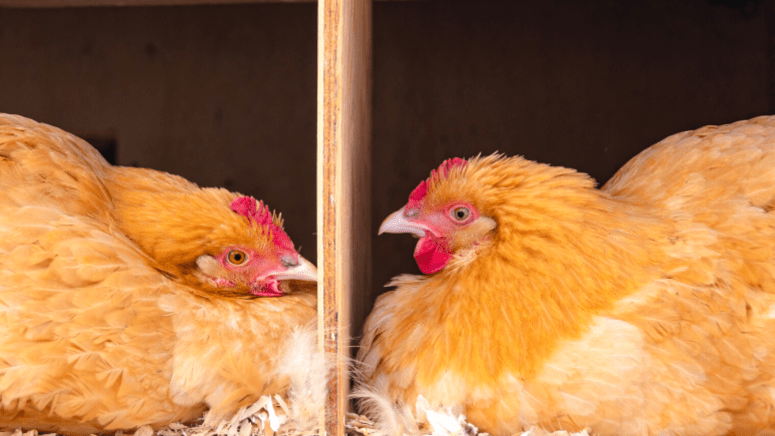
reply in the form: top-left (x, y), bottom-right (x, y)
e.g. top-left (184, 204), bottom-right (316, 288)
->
top-left (357, 115), bottom-right (775, 436)
top-left (0, 114), bottom-right (320, 435)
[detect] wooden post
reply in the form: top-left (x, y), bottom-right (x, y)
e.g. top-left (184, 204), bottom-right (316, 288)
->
top-left (317, 0), bottom-right (371, 435)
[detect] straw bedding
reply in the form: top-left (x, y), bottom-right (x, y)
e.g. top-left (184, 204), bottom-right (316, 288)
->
top-left (1, 404), bottom-right (592, 436)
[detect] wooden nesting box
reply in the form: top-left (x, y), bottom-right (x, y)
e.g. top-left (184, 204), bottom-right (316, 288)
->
top-left (0, 1), bottom-right (771, 435)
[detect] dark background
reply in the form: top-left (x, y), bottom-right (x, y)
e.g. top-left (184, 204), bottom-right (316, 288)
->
top-left (0, 0), bottom-right (771, 339)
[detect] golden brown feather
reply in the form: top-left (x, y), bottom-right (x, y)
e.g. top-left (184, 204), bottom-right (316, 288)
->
top-left (0, 114), bottom-right (318, 434)
top-left (358, 116), bottom-right (775, 436)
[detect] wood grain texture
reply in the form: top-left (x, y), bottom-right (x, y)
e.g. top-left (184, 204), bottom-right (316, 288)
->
top-left (317, 0), bottom-right (371, 434)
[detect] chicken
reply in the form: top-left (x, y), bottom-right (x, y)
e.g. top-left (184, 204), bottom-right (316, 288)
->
top-left (357, 115), bottom-right (775, 436)
top-left (0, 114), bottom-right (318, 435)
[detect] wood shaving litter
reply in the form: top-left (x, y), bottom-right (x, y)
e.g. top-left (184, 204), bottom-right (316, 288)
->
top-left (344, 412), bottom-right (593, 436)
top-left (0, 430), bottom-right (57, 436)
top-left (1, 400), bottom-right (592, 436)
top-left (138, 395), bottom-right (302, 436)
top-left (344, 411), bottom-right (480, 436)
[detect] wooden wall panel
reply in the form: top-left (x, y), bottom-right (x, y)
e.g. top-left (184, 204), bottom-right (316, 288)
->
top-left (0, 0), bottom-right (419, 7)
top-left (0, 0), bottom-right (315, 6)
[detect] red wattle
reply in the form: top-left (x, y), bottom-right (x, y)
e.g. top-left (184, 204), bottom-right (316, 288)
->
top-left (414, 237), bottom-right (451, 274)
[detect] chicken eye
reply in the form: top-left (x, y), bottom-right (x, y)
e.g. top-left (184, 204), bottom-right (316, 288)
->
top-left (227, 250), bottom-right (248, 265)
top-left (451, 207), bottom-right (471, 222)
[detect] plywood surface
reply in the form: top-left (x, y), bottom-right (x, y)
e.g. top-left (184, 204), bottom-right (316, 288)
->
top-left (317, 0), bottom-right (371, 434)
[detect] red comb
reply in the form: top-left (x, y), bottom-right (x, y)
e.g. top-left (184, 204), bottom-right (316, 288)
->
top-left (230, 197), bottom-right (295, 251)
top-left (408, 157), bottom-right (467, 204)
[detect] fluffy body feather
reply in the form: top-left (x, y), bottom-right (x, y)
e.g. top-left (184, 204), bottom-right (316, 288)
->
top-left (358, 116), bottom-right (775, 436)
top-left (0, 114), bottom-right (318, 434)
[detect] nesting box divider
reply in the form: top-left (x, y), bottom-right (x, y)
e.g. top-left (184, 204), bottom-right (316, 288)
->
top-left (317, 0), bottom-right (372, 434)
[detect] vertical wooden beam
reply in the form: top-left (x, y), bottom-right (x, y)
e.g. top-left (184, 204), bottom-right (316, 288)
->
top-left (317, 0), bottom-right (371, 435)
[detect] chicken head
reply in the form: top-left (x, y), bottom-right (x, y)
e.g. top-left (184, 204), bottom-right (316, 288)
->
top-left (194, 196), bottom-right (316, 297)
top-left (379, 157), bottom-right (496, 274)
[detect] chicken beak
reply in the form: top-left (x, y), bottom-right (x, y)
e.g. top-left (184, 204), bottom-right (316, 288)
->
top-left (272, 256), bottom-right (318, 282)
top-left (379, 207), bottom-right (428, 237)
